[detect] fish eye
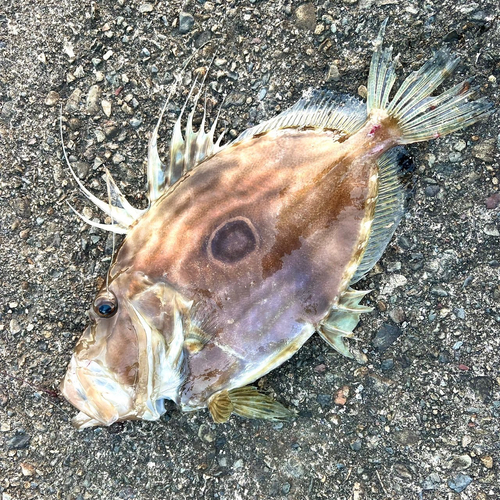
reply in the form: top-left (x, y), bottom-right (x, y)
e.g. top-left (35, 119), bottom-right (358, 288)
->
top-left (208, 217), bottom-right (258, 264)
top-left (93, 291), bottom-right (118, 318)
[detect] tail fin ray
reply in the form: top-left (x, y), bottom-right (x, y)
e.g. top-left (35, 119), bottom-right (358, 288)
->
top-left (367, 22), bottom-right (493, 144)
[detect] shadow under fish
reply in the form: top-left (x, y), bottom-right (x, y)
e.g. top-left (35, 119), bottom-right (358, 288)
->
top-left (60, 20), bottom-right (493, 429)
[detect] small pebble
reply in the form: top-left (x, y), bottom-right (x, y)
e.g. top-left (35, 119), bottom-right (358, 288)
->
top-left (281, 482), bottom-right (291, 494)
top-left (350, 439), bottom-right (362, 451)
top-left (294, 3), bottom-right (316, 31)
top-left (448, 473), bottom-right (472, 493)
top-left (86, 85), bottom-right (101, 114)
top-left (448, 454), bottom-right (472, 470)
top-left (389, 307), bottom-right (405, 324)
top-left (431, 286), bottom-right (448, 297)
top-left (179, 12), bottom-right (195, 34)
top-left (44, 91), bottom-right (60, 106)
top-left (197, 424), bottom-right (214, 443)
top-left (7, 434), bottom-right (31, 450)
top-left (372, 324), bottom-right (402, 352)
top-left (481, 456), bottom-right (493, 468)
top-left (95, 130), bottom-right (106, 143)
top-left (129, 118), bottom-right (142, 128)
top-left (314, 24), bottom-right (325, 35)
top-left (381, 359), bottom-right (394, 371)
top-left (9, 319), bottom-right (21, 334)
top-left (104, 124), bottom-right (119, 138)
top-left (101, 100), bottom-right (112, 117)
top-left (326, 64), bottom-right (340, 82)
top-left (74, 65), bottom-right (85, 78)
top-left (422, 472), bottom-right (441, 490)
top-left (386, 261), bottom-right (401, 272)
top-left (424, 185), bottom-right (440, 197)
top-left (334, 386), bottom-right (349, 405)
top-left (358, 85), bottom-right (368, 99)
top-left (483, 225), bottom-right (499, 237)
top-left (138, 3), bottom-right (154, 13)
top-left (472, 139), bottom-right (495, 162)
top-left (20, 463), bottom-right (35, 477)
top-left (65, 88), bottom-right (82, 113)
top-left (317, 394), bottom-right (332, 407)
top-left (112, 153), bottom-right (125, 164)
top-left (122, 103), bottom-right (134, 115)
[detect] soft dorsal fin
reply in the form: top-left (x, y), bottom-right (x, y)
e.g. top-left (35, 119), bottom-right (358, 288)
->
top-left (350, 147), bottom-right (413, 284)
top-left (235, 90), bottom-right (367, 143)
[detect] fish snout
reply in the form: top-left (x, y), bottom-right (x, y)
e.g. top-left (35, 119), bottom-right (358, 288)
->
top-left (60, 353), bottom-right (136, 429)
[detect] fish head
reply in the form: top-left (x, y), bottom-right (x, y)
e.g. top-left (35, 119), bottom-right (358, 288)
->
top-left (61, 272), bottom-right (191, 429)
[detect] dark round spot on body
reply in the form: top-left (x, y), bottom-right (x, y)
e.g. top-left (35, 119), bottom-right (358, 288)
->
top-left (210, 218), bottom-right (257, 263)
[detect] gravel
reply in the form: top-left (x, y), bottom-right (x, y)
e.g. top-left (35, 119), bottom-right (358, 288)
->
top-left (1, 1), bottom-right (499, 499)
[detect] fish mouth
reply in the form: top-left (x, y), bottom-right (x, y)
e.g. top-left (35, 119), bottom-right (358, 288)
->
top-left (61, 354), bottom-right (139, 428)
top-left (61, 302), bottom-right (186, 429)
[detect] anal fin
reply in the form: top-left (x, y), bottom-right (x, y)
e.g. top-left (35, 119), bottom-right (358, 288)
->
top-left (208, 386), bottom-right (294, 423)
top-left (319, 288), bottom-right (373, 362)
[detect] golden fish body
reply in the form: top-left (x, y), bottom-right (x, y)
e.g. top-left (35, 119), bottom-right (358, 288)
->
top-left (61, 22), bottom-right (492, 428)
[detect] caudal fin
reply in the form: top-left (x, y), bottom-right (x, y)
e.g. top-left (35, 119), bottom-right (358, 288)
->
top-left (367, 20), bottom-right (493, 144)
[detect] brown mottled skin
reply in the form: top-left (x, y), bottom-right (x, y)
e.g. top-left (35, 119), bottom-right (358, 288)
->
top-left (96, 117), bottom-right (400, 409)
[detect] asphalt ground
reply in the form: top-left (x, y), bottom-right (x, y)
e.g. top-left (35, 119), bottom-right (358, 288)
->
top-left (1, 1), bottom-right (499, 499)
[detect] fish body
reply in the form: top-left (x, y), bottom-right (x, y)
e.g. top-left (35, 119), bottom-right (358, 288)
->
top-left (61, 23), bottom-right (492, 428)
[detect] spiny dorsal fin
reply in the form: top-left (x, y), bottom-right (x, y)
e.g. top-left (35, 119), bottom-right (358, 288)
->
top-left (60, 112), bottom-right (145, 233)
top-left (147, 75), bottom-right (226, 203)
top-left (235, 90), bottom-right (367, 143)
top-left (350, 147), bottom-right (413, 284)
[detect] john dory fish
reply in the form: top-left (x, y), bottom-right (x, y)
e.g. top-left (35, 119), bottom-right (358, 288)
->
top-left (61, 22), bottom-right (492, 428)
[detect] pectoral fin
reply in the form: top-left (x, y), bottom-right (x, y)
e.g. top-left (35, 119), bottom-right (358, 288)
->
top-left (208, 386), bottom-right (294, 423)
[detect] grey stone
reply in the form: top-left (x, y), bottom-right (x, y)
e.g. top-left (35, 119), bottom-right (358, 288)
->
top-left (350, 439), bottom-right (362, 451)
top-left (372, 324), bottom-right (402, 352)
top-left (316, 394), bottom-right (332, 407)
top-left (7, 433), bottom-right (31, 450)
top-left (448, 473), bottom-right (472, 493)
top-left (179, 12), bottom-right (195, 34)
top-left (422, 472), bottom-right (441, 490)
